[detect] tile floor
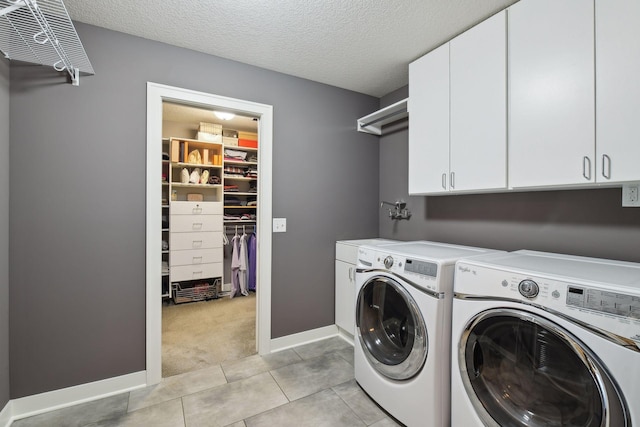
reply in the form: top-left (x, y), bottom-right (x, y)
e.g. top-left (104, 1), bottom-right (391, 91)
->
top-left (12, 337), bottom-right (403, 427)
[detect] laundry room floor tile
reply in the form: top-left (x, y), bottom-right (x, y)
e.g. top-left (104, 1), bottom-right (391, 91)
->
top-left (182, 371), bottom-right (288, 426)
top-left (334, 346), bottom-right (355, 365)
top-left (270, 353), bottom-right (355, 401)
top-left (128, 364), bottom-right (227, 412)
top-left (332, 379), bottom-right (388, 425)
top-left (292, 336), bottom-right (352, 360)
top-left (11, 393), bottom-right (129, 427)
top-left (221, 349), bottom-right (302, 383)
top-left (244, 389), bottom-right (366, 427)
top-left (84, 398), bottom-right (185, 427)
top-left (370, 417), bottom-right (404, 427)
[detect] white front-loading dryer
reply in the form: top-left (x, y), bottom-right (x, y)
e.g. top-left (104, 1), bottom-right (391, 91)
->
top-left (451, 250), bottom-right (640, 427)
top-left (354, 241), bottom-right (500, 427)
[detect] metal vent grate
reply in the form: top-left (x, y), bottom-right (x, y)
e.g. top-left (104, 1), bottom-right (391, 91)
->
top-left (0, 0), bottom-right (94, 85)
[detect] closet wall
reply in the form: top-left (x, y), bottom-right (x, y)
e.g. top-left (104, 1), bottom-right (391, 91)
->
top-left (379, 86), bottom-right (640, 263)
top-left (0, 56), bottom-right (9, 412)
top-left (9, 23), bottom-right (379, 398)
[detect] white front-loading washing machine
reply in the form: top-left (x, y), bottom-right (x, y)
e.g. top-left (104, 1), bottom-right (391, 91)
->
top-left (354, 241), bottom-right (500, 427)
top-left (451, 250), bottom-right (640, 427)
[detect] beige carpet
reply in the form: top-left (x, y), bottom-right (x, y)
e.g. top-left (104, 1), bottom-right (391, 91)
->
top-left (162, 293), bottom-right (256, 377)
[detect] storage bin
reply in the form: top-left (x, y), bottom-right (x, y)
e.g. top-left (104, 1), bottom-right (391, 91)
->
top-left (238, 131), bottom-right (258, 140)
top-left (223, 129), bottom-right (239, 138)
top-left (197, 132), bottom-right (222, 143)
top-left (239, 138), bottom-right (258, 148)
top-left (199, 122), bottom-right (222, 135)
top-left (223, 136), bottom-right (239, 146)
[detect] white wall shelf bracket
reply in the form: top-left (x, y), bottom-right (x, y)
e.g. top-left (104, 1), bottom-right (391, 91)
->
top-left (0, 0), bottom-right (94, 85)
top-left (357, 98), bottom-right (408, 135)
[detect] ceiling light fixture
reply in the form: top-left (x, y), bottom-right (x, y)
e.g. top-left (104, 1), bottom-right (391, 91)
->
top-left (213, 111), bottom-right (235, 120)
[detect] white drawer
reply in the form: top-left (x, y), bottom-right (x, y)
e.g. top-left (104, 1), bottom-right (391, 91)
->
top-left (170, 248), bottom-right (222, 266)
top-left (171, 201), bottom-right (223, 215)
top-left (171, 263), bottom-right (222, 282)
top-left (336, 242), bottom-right (359, 263)
top-left (170, 232), bottom-right (222, 250)
top-left (170, 215), bottom-right (222, 232)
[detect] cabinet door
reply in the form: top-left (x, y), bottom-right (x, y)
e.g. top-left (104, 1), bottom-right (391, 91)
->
top-left (450, 11), bottom-right (507, 192)
top-left (596, 0), bottom-right (640, 183)
top-left (335, 260), bottom-right (355, 336)
top-left (408, 43), bottom-right (450, 194)
top-left (508, 0), bottom-right (595, 188)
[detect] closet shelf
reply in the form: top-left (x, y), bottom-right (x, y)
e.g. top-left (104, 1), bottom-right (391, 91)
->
top-left (172, 162), bottom-right (222, 169)
top-left (171, 183), bottom-right (222, 189)
top-left (224, 206), bottom-right (257, 209)
top-left (357, 98), bottom-right (408, 135)
top-left (223, 176), bottom-right (257, 181)
top-left (0, 0), bottom-right (94, 85)
top-left (224, 160), bottom-right (258, 166)
top-left (224, 192), bottom-right (257, 196)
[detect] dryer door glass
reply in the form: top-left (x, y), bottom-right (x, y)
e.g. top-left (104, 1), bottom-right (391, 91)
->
top-left (356, 275), bottom-right (427, 380)
top-left (459, 309), bottom-right (629, 427)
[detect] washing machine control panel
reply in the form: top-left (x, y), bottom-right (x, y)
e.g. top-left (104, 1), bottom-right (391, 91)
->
top-left (518, 279), bottom-right (539, 298)
top-left (384, 256), bottom-right (394, 269)
top-left (566, 286), bottom-right (640, 319)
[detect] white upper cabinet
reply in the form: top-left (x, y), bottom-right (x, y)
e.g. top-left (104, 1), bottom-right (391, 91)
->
top-left (596, 0), bottom-right (640, 184)
top-left (508, 0), bottom-right (595, 188)
top-left (409, 11), bottom-right (507, 195)
top-left (450, 10), bottom-right (507, 192)
top-left (408, 43), bottom-right (450, 194)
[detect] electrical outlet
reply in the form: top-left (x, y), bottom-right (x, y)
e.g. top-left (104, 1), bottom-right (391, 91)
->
top-left (273, 218), bottom-right (287, 233)
top-left (622, 183), bottom-right (640, 207)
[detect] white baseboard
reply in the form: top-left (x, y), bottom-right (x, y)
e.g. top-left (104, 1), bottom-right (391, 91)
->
top-left (270, 324), bottom-right (339, 353)
top-left (10, 371), bottom-right (147, 423)
top-left (0, 400), bottom-right (12, 427)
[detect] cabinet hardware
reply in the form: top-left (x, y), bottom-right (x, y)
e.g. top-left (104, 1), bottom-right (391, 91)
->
top-left (442, 173), bottom-right (447, 190)
top-left (450, 172), bottom-right (455, 189)
top-left (582, 157), bottom-right (592, 181)
top-left (602, 154), bottom-right (611, 179)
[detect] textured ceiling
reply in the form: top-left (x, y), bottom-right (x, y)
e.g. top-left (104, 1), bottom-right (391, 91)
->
top-left (64, 0), bottom-right (518, 97)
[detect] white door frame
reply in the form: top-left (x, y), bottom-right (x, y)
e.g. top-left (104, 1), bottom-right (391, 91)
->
top-left (146, 82), bottom-right (273, 385)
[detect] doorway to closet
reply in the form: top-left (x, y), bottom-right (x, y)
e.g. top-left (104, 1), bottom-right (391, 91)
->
top-left (146, 83), bottom-right (273, 386)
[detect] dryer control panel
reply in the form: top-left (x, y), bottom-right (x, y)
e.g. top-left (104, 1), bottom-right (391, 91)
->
top-left (566, 286), bottom-right (640, 319)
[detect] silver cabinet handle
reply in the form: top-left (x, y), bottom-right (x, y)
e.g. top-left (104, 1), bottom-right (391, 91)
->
top-left (192, 222), bottom-right (203, 230)
top-left (602, 154), bottom-right (611, 179)
top-left (348, 267), bottom-right (353, 282)
top-left (442, 173), bottom-right (447, 190)
top-left (582, 156), bottom-right (592, 181)
top-left (450, 172), bottom-right (455, 189)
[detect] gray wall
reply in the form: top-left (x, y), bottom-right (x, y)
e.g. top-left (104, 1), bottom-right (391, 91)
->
top-left (0, 56), bottom-right (9, 410)
top-left (9, 23), bottom-right (379, 398)
top-left (379, 86), bottom-right (640, 263)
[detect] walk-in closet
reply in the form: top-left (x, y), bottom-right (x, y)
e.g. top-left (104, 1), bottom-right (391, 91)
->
top-left (160, 101), bottom-right (259, 377)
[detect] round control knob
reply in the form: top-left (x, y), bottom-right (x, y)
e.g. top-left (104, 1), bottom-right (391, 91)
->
top-left (384, 256), bottom-right (394, 269)
top-left (552, 290), bottom-right (560, 299)
top-left (518, 279), bottom-right (539, 299)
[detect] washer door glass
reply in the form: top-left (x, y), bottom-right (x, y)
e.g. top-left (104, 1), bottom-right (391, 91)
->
top-left (460, 309), bottom-right (629, 427)
top-left (356, 275), bottom-right (427, 380)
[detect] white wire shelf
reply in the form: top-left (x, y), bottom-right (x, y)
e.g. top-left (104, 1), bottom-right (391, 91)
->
top-left (0, 0), bottom-right (94, 85)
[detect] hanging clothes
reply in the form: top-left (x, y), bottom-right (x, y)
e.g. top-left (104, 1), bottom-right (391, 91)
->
top-left (248, 232), bottom-right (257, 291)
top-left (239, 232), bottom-right (249, 296)
top-left (230, 232), bottom-right (241, 298)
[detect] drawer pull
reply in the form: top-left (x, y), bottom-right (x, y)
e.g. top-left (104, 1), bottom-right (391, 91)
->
top-left (192, 271), bottom-right (203, 277)
top-left (192, 256), bottom-right (203, 263)
top-left (192, 223), bottom-right (203, 230)
top-left (192, 240), bottom-right (203, 248)
top-left (192, 207), bottom-right (203, 214)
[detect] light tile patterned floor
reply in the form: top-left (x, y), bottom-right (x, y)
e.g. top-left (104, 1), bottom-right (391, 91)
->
top-left (11, 337), bottom-right (403, 427)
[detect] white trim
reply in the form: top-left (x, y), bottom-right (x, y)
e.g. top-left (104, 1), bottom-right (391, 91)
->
top-left (0, 400), bottom-right (12, 427)
top-left (270, 325), bottom-right (339, 353)
top-left (146, 82), bottom-right (274, 385)
top-left (9, 371), bottom-right (146, 423)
